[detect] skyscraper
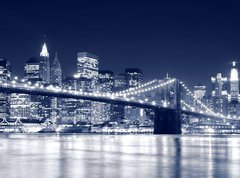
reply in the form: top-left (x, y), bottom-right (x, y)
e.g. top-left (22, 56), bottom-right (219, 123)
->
top-left (114, 74), bottom-right (127, 92)
top-left (125, 68), bottom-right (143, 88)
top-left (50, 52), bottom-right (62, 86)
top-left (194, 85), bottom-right (206, 100)
top-left (38, 43), bottom-right (51, 121)
top-left (0, 58), bottom-right (11, 122)
top-left (229, 62), bottom-right (240, 116)
top-left (230, 61), bottom-right (239, 102)
top-left (23, 58), bottom-right (42, 122)
top-left (50, 52), bottom-right (62, 123)
top-left (92, 70), bottom-right (114, 124)
top-left (125, 68), bottom-right (144, 125)
top-left (24, 57), bottom-right (41, 83)
top-left (112, 74), bottom-right (127, 124)
top-left (77, 52), bottom-right (99, 90)
top-left (193, 85), bottom-right (207, 111)
top-left (76, 52), bottom-right (99, 123)
top-left (61, 77), bottom-right (79, 124)
top-left (211, 73), bottom-right (228, 114)
top-left (40, 42), bottom-right (50, 83)
top-left (98, 70), bottom-right (114, 92)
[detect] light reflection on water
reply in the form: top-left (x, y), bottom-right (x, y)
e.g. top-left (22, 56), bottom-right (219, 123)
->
top-left (0, 134), bottom-right (240, 178)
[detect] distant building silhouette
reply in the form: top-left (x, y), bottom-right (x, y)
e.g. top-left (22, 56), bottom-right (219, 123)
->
top-left (50, 52), bottom-right (62, 87)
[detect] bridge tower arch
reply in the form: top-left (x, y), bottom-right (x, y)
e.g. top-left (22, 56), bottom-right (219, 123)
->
top-left (154, 79), bottom-right (182, 134)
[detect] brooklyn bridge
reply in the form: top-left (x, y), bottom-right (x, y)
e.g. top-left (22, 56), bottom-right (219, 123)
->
top-left (0, 77), bottom-right (239, 134)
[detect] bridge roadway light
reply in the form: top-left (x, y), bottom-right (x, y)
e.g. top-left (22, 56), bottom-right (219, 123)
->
top-left (110, 95), bottom-right (115, 99)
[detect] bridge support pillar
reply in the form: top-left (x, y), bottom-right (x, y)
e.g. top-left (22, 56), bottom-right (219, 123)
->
top-left (154, 109), bottom-right (182, 134)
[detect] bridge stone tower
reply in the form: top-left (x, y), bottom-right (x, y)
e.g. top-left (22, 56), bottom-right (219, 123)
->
top-left (154, 79), bottom-right (182, 134)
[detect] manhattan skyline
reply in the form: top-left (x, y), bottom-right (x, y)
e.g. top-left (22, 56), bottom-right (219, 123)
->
top-left (1, 0), bottom-right (240, 86)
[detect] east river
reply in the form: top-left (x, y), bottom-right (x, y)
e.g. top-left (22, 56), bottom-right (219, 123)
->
top-left (0, 134), bottom-right (240, 178)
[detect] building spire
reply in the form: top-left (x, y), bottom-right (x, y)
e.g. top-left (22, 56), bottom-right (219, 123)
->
top-left (232, 61), bottom-right (237, 67)
top-left (230, 61), bottom-right (238, 82)
top-left (40, 35), bottom-right (49, 58)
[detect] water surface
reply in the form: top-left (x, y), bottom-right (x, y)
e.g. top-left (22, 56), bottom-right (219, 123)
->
top-left (0, 134), bottom-right (240, 178)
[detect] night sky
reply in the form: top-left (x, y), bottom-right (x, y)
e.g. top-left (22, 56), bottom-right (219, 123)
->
top-left (1, 0), bottom-right (240, 88)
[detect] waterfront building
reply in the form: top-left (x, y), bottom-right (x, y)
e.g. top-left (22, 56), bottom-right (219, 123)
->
top-left (0, 58), bottom-right (11, 122)
top-left (9, 93), bottom-right (31, 122)
top-left (61, 76), bottom-right (91, 124)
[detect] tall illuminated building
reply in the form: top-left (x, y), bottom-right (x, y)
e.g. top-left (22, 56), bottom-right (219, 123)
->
top-left (230, 61), bottom-right (239, 101)
top-left (38, 42), bottom-right (51, 121)
top-left (125, 68), bottom-right (143, 88)
top-left (92, 70), bottom-right (114, 124)
top-left (40, 42), bottom-right (50, 83)
top-left (114, 74), bottom-right (127, 91)
top-left (61, 77), bottom-right (78, 124)
top-left (76, 52), bottom-right (99, 123)
top-left (50, 52), bottom-right (62, 123)
top-left (0, 58), bottom-right (11, 123)
top-left (76, 52), bottom-right (99, 90)
top-left (193, 85), bottom-right (207, 111)
top-left (125, 68), bottom-right (145, 125)
top-left (111, 74), bottom-right (127, 124)
top-left (23, 58), bottom-right (42, 121)
top-left (98, 70), bottom-right (114, 91)
top-left (24, 57), bottom-right (41, 83)
top-left (211, 73), bottom-right (228, 114)
top-left (10, 59), bottom-right (33, 123)
top-left (229, 61), bottom-right (240, 116)
top-left (194, 85), bottom-right (206, 100)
